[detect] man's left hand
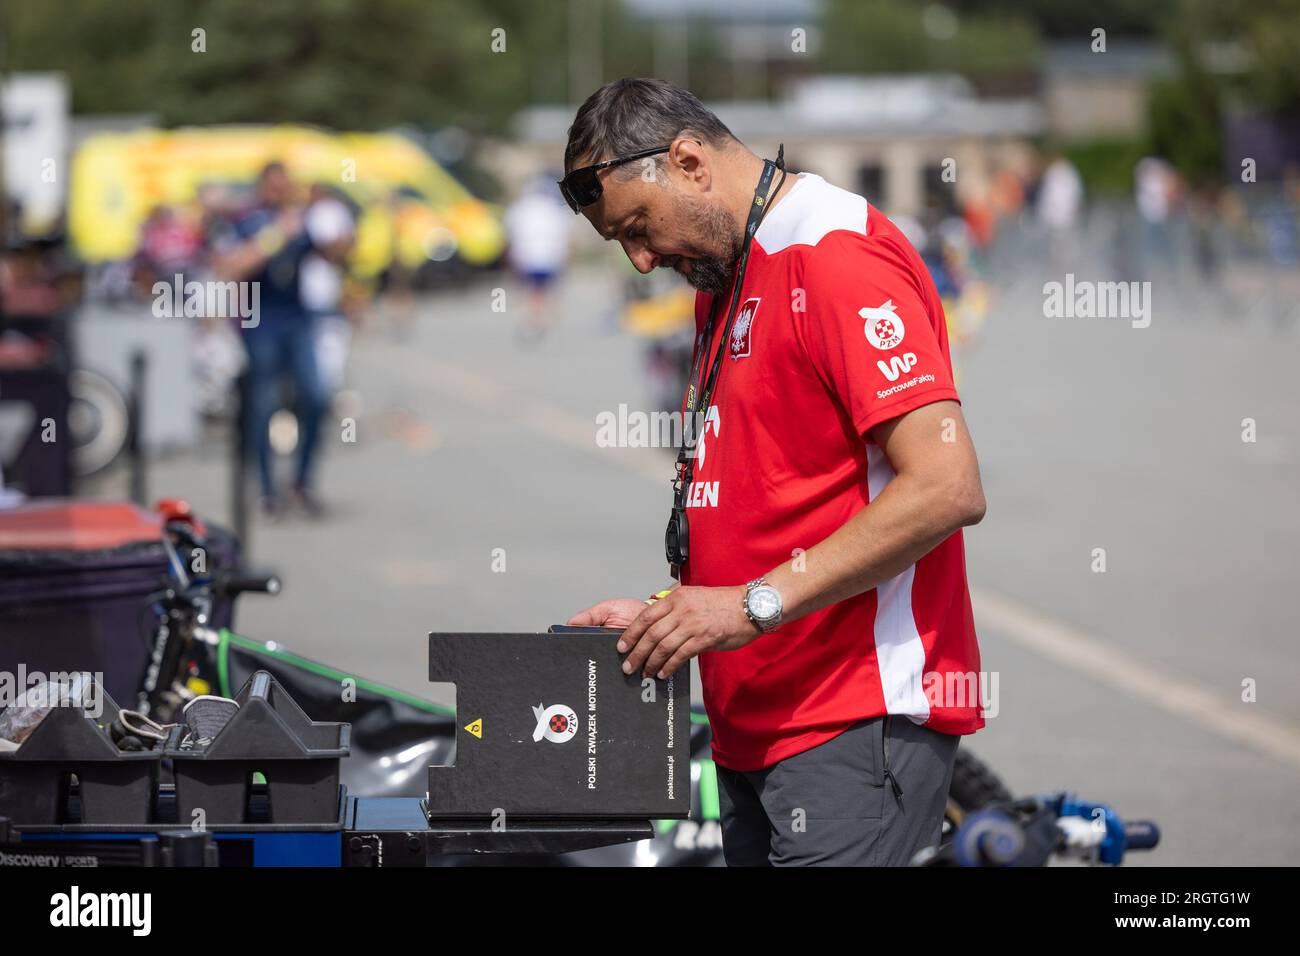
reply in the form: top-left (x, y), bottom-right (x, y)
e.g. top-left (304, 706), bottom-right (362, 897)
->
top-left (617, 586), bottom-right (762, 680)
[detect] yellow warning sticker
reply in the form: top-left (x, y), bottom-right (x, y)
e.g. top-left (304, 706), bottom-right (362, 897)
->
top-left (464, 718), bottom-right (483, 739)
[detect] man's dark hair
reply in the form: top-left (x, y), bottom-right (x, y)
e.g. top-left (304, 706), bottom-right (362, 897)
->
top-left (564, 78), bottom-right (737, 174)
top-left (258, 160), bottom-right (288, 180)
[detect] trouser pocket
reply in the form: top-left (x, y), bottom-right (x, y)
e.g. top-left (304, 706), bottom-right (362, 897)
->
top-left (881, 715), bottom-right (906, 810)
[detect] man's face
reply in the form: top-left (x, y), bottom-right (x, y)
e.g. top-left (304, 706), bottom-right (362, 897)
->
top-left (258, 167), bottom-right (292, 208)
top-left (579, 154), bottom-right (739, 295)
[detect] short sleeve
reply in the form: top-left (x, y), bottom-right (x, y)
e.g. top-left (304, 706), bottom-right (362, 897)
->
top-left (794, 232), bottom-right (960, 437)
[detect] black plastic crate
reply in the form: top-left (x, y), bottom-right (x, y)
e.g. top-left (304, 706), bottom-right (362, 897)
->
top-left (0, 678), bottom-right (162, 825)
top-left (165, 671), bottom-right (350, 825)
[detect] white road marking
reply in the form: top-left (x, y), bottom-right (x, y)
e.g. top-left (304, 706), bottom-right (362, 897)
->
top-left (385, 347), bottom-right (669, 483)
top-left (972, 588), bottom-right (1300, 770)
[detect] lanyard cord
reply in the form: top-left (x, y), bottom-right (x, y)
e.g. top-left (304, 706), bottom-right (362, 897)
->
top-left (675, 147), bottom-right (787, 499)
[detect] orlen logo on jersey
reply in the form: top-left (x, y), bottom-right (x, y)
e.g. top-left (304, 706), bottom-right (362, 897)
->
top-left (686, 405), bottom-right (720, 509)
top-left (685, 481), bottom-right (719, 508)
top-left (692, 405), bottom-right (720, 469)
top-left (877, 352), bottom-right (918, 382)
top-left (860, 300), bottom-right (905, 350)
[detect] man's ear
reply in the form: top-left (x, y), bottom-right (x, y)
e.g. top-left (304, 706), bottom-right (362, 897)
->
top-left (668, 137), bottom-right (710, 193)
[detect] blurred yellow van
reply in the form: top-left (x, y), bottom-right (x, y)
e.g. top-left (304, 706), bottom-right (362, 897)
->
top-left (68, 125), bottom-right (504, 280)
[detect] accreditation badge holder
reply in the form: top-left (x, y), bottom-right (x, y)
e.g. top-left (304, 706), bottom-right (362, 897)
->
top-left (426, 632), bottom-right (691, 819)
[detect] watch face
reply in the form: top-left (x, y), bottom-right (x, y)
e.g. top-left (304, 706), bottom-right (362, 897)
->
top-left (747, 585), bottom-right (782, 622)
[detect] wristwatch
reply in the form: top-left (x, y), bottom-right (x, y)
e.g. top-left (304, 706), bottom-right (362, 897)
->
top-left (743, 578), bottom-right (783, 633)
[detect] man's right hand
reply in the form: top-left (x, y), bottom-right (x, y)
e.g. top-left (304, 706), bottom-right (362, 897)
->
top-left (566, 598), bottom-right (646, 629)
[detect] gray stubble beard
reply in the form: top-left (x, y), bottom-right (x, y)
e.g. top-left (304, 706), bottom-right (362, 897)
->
top-left (661, 196), bottom-right (741, 296)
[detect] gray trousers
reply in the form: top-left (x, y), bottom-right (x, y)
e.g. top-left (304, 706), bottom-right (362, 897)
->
top-left (716, 715), bottom-right (959, 866)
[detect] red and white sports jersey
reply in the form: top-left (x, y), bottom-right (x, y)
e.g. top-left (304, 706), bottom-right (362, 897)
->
top-left (680, 173), bottom-right (984, 772)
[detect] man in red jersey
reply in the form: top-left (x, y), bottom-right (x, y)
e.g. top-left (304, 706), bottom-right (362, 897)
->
top-left (561, 79), bottom-right (987, 866)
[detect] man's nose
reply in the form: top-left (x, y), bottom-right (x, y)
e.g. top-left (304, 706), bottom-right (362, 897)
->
top-left (620, 239), bottom-right (658, 274)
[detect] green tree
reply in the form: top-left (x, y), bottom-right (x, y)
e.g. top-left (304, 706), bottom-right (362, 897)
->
top-left (820, 0), bottom-right (1038, 77)
top-left (1, 0), bottom-right (653, 131)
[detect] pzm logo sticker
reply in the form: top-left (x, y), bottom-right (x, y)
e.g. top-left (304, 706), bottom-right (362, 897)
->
top-left (860, 300), bottom-right (905, 350)
top-left (877, 352), bottom-right (918, 382)
top-left (532, 703), bottom-right (578, 743)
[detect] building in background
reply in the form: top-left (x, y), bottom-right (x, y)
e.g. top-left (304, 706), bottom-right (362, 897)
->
top-left (1040, 41), bottom-right (1175, 143)
top-left (508, 73), bottom-right (1042, 221)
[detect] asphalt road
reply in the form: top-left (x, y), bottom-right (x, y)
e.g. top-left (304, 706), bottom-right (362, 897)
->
top-left (137, 253), bottom-right (1300, 865)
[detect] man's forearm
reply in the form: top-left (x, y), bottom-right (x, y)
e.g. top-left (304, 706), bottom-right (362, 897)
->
top-left (215, 241), bottom-right (270, 282)
top-left (216, 223), bottom-right (298, 282)
top-left (764, 472), bottom-right (981, 626)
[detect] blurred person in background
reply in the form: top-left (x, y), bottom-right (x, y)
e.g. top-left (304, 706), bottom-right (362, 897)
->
top-left (1264, 163), bottom-right (1300, 269)
top-left (985, 165), bottom-right (1028, 282)
top-left (1, 241), bottom-right (67, 318)
top-left (1035, 150), bottom-right (1084, 273)
top-left (300, 183), bottom-right (357, 398)
top-left (0, 223), bottom-right (78, 319)
top-left (190, 184), bottom-right (248, 419)
top-left (1258, 163), bottom-right (1300, 326)
top-left (504, 175), bottom-right (573, 345)
top-left (1188, 182), bottom-right (1225, 299)
top-left (214, 161), bottom-right (330, 519)
top-left (132, 205), bottom-right (204, 295)
top-left (197, 183), bottom-right (243, 251)
top-left (1134, 155), bottom-right (1183, 280)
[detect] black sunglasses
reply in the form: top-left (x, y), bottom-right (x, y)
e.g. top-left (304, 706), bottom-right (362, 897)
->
top-left (557, 145), bottom-right (672, 213)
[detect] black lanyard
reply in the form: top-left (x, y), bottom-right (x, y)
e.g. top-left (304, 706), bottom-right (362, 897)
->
top-left (665, 146), bottom-right (787, 577)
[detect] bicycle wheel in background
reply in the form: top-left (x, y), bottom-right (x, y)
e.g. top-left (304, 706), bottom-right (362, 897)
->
top-left (68, 367), bottom-right (130, 477)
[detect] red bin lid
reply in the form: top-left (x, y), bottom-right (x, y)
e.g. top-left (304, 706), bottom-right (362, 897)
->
top-left (0, 499), bottom-right (164, 551)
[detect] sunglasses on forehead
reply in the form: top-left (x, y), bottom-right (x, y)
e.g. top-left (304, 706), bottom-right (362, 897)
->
top-left (557, 144), bottom-right (673, 213)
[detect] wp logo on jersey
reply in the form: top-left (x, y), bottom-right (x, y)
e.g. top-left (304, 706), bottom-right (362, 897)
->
top-left (860, 300), bottom-right (905, 350)
top-left (729, 297), bottom-right (760, 359)
top-left (877, 352), bottom-right (918, 382)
